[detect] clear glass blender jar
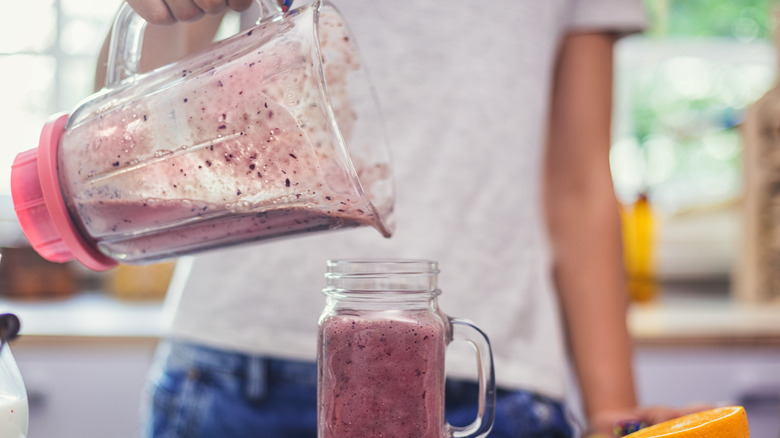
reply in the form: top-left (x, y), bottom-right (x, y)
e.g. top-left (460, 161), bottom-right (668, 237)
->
top-left (11, 0), bottom-right (393, 271)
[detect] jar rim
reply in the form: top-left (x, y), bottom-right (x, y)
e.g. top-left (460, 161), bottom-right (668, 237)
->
top-left (325, 259), bottom-right (439, 276)
top-left (323, 259), bottom-right (440, 297)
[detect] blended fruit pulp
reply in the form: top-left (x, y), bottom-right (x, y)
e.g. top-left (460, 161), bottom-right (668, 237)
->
top-left (318, 312), bottom-right (447, 438)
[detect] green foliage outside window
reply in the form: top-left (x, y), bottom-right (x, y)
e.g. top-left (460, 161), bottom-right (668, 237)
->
top-left (611, 0), bottom-right (777, 209)
top-left (642, 0), bottom-right (775, 40)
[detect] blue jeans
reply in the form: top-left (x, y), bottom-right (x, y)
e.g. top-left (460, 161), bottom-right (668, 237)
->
top-left (141, 340), bottom-right (573, 438)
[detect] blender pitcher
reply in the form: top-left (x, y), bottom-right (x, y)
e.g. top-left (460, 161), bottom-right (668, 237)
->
top-left (11, 0), bottom-right (394, 271)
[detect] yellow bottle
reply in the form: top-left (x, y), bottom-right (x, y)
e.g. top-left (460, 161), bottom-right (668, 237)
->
top-left (105, 261), bottom-right (177, 301)
top-left (621, 193), bottom-right (657, 303)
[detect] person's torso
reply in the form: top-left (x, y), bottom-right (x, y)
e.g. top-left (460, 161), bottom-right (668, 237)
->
top-left (166, 0), bottom-right (644, 399)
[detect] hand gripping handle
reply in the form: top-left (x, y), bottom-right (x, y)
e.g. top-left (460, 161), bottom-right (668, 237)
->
top-left (104, 0), bottom-right (285, 87)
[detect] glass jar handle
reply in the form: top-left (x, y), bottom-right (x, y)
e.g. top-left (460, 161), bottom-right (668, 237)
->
top-left (105, 0), bottom-right (285, 87)
top-left (449, 318), bottom-right (496, 438)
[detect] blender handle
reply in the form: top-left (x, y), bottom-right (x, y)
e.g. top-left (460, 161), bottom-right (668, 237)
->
top-left (105, 0), bottom-right (286, 87)
top-left (449, 318), bottom-right (497, 438)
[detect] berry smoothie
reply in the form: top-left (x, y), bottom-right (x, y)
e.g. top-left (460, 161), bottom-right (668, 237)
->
top-left (318, 312), bottom-right (448, 438)
top-left (56, 7), bottom-right (391, 263)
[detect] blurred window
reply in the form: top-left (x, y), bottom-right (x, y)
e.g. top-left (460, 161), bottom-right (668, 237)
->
top-left (0, 0), bottom-right (120, 196)
top-left (612, 0), bottom-right (777, 212)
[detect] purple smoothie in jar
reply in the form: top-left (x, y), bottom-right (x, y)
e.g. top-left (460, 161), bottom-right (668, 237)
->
top-left (318, 311), bottom-right (447, 437)
top-left (317, 259), bottom-right (496, 438)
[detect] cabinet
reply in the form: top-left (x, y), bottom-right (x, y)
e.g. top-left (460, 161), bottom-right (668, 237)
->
top-left (1, 293), bottom-right (163, 438)
top-left (635, 343), bottom-right (780, 437)
top-left (12, 336), bottom-right (158, 438)
top-left (630, 289), bottom-right (780, 437)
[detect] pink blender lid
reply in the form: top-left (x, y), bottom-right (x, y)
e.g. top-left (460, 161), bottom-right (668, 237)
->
top-left (11, 114), bottom-right (117, 271)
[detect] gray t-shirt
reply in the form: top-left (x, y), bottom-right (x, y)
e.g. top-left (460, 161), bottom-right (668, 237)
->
top-left (165, 0), bottom-right (645, 399)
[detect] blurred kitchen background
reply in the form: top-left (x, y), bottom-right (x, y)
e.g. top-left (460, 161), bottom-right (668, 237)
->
top-left (1, 0), bottom-right (780, 437)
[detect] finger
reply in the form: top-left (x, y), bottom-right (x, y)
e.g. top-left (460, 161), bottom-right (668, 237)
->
top-left (126, 0), bottom-right (177, 25)
top-left (640, 406), bottom-right (681, 425)
top-left (164, 0), bottom-right (205, 22)
top-left (227, 0), bottom-right (254, 12)
top-left (614, 419), bottom-right (647, 436)
top-left (587, 411), bottom-right (642, 437)
top-left (194, 0), bottom-right (229, 14)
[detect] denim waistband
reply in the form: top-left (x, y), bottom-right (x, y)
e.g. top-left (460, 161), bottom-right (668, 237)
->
top-left (164, 339), bottom-right (317, 399)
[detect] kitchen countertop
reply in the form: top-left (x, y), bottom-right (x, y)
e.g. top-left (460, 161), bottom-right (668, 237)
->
top-left (2, 282), bottom-right (780, 345)
top-left (629, 280), bottom-right (780, 346)
top-left (0, 292), bottom-right (165, 339)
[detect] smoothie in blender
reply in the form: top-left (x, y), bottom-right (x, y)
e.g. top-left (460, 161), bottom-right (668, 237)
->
top-left (56, 8), bottom-right (390, 263)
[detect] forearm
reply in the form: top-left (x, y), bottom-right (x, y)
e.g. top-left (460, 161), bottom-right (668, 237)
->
top-left (544, 31), bottom-right (637, 423)
top-left (549, 180), bottom-right (636, 415)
